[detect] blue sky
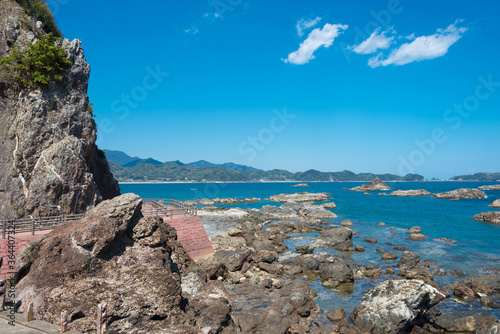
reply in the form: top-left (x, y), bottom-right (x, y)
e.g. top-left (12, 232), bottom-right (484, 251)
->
top-left (51, 0), bottom-right (500, 179)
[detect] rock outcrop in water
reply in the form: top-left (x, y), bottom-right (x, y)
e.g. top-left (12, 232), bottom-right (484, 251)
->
top-left (474, 211), bottom-right (500, 224)
top-left (390, 189), bottom-right (432, 197)
top-left (490, 199), bottom-right (500, 208)
top-left (479, 184), bottom-right (500, 190)
top-left (350, 178), bottom-right (391, 191)
top-left (434, 188), bottom-right (485, 200)
top-left (15, 194), bottom-right (238, 333)
top-left (0, 0), bottom-right (119, 218)
top-left (270, 192), bottom-right (330, 202)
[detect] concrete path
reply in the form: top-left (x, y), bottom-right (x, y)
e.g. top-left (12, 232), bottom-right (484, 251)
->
top-left (0, 311), bottom-right (81, 333)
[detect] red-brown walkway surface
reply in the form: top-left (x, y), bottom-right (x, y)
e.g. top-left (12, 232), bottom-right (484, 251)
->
top-left (0, 205), bottom-right (214, 279)
top-left (142, 204), bottom-right (214, 260)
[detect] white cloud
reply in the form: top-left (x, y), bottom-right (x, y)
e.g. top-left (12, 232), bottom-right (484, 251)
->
top-left (368, 20), bottom-right (467, 68)
top-left (184, 27), bottom-right (199, 35)
top-left (349, 28), bottom-right (395, 55)
top-left (283, 23), bottom-right (348, 65)
top-left (296, 17), bottom-right (321, 37)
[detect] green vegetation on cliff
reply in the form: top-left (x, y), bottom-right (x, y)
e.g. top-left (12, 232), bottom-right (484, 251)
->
top-left (0, 32), bottom-right (71, 88)
top-left (15, 0), bottom-right (62, 37)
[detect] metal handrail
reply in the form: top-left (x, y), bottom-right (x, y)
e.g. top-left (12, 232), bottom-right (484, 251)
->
top-left (142, 198), bottom-right (198, 217)
top-left (0, 213), bottom-right (85, 239)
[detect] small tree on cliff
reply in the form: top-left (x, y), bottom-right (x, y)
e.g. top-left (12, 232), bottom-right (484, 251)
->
top-left (0, 33), bottom-right (72, 89)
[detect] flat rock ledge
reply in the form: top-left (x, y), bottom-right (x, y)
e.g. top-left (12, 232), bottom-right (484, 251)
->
top-left (390, 189), bottom-right (432, 197)
top-left (434, 188), bottom-right (486, 199)
top-left (474, 211), bottom-right (500, 224)
top-left (270, 192), bottom-right (330, 202)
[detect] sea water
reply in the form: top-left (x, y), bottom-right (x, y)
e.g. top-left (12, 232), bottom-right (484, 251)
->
top-left (121, 181), bottom-right (500, 316)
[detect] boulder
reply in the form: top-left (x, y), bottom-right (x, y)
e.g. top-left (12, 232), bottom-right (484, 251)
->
top-left (321, 202), bottom-right (337, 209)
top-left (409, 226), bottom-right (421, 233)
top-left (454, 285), bottom-right (475, 301)
top-left (490, 199), bottom-right (500, 208)
top-left (270, 192), bottom-right (330, 202)
top-left (319, 255), bottom-right (356, 283)
top-left (295, 244), bottom-right (315, 254)
top-left (312, 227), bottom-right (354, 251)
top-left (398, 251), bottom-right (421, 271)
top-left (434, 188), bottom-right (486, 199)
top-left (292, 183), bottom-right (309, 188)
top-left (381, 252), bottom-right (397, 260)
top-left (364, 238), bottom-right (377, 244)
top-left (340, 219), bottom-right (353, 227)
top-left (350, 279), bottom-right (446, 333)
top-left (407, 233), bottom-right (427, 240)
top-left (213, 249), bottom-right (253, 272)
top-left (390, 189), bottom-right (432, 197)
top-left (474, 211), bottom-right (500, 224)
top-left (14, 194), bottom-right (237, 333)
top-left (327, 308), bottom-right (346, 322)
top-left (350, 178), bottom-right (391, 192)
top-left (431, 310), bottom-right (500, 333)
top-left (299, 206), bottom-right (337, 219)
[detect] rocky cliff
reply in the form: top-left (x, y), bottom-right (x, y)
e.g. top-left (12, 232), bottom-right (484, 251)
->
top-left (0, 0), bottom-right (120, 218)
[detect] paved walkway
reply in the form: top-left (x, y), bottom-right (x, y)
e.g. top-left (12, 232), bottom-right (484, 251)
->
top-left (0, 311), bottom-right (81, 333)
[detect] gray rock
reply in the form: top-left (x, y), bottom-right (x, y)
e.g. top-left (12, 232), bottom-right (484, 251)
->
top-left (431, 310), bottom-right (500, 333)
top-left (434, 188), bottom-right (486, 199)
top-left (292, 183), bottom-right (309, 188)
top-left (474, 211), bottom-right (500, 224)
top-left (312, 227), bottom-right (353, 251)
top-left (213, 249), bottom-right (253, 272)
top-left (479, 184), bottom-right (500, 190)
top-left (319, 255), bottom-right (356, 283)
top-left (409, 226), bottom-right (421, 233)
top-left (398, 251), bottom-right (421, 271)
top-left (490, 199), bottom-right (500, 208)
top-left (340, 219), bottom-right (353, 227)
top-left (350, 178), bottom-right (391, 192)
top-left (390, 189), bottom-right (432, 197)
top-left (295, 244), bottom-right (314, 254)
top-left (299, 206), bottom-right (337, 219)
top-left (327, 308), bottom-right (346, 322)
top-left (381, 252), bottom-right (397, 260)
top-left (270, 192), bottom-right (330, 202)
top-left (321, 202), bottom-right (337, 209)
top-left (259, 205), bottom-right (298, 219)
top-left (350, 279), bottom-right (446, 333)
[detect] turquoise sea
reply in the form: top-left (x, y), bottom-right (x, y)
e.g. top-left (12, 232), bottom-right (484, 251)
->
top-left (121, 181), bottom-right (500, 317)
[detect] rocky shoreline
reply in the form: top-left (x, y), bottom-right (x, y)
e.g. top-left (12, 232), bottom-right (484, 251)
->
top-left (196, 191), bottom-right (500, 333)
top-left (6, 190), bottom-right (500, 333)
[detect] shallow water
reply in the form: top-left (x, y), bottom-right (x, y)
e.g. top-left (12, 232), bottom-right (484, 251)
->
top-left (121, 181), bottom-right (500, 317)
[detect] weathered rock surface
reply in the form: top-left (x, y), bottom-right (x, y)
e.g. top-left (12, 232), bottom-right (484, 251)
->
top-left (319, 255), bottom-right (356, 283)
top-left (479, 184), bottom-right (500, 190)
top-left (350, 178), bottom-right (391, 192)
top-left (259, 205), bottom-right (298, 219)
top-left (350, 279), bottom-right (446, 333)
top-left (320, 201), bottom-right (337, 209)
top-left (312, 227), bottom-right (354, 251)
top-left (299, 206), bottom-right (337, 219)
top-left (390, 189), bottom-right (432, 197)
top-left (0, 1), bottom-right (120, 218)
top-left (15, 194), bottom-right (237, 333)
top-left (434, 188), bottom-right (486, 199)
top-left (474, 211), bottom-right (500, 224)
top-left (430, 310), bottom-right (500, 333)
top-left (292, 183), bottom-right (309, 187)
top-left (490, 199), bottom-right (500, 208)
top-left (270, 192), bottom-right (330, 202)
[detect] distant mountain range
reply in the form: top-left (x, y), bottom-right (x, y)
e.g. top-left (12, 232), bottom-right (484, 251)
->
top-left (450, 172), bottom-right (500, 182)
top-left (103, 150), bottom-right (426, 182)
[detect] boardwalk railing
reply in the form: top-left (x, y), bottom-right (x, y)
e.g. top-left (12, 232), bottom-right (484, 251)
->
top-left (142, 198), bottom-right (198, 218)
top-left (0, 213), bottom-right (85, 239)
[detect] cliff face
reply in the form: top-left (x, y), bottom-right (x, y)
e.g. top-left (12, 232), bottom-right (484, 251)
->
top-left (0, 0), bottom-right (120, 218)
